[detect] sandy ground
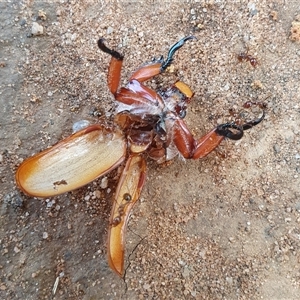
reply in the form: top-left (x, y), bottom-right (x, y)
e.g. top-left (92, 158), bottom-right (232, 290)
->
top-left (1, 1), bottom-right (300, 299)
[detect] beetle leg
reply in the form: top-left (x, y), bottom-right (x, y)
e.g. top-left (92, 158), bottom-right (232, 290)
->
top-left (174, 105), bottom-right (265, 159)
top-left (126, 79), bottom-right (164, 107)
top-left (173, 119), bottom-right (195, 159)
top-left (240, 108), bottom-right (265, 131)
top-left (98, 38), bottom-right (124, 95)
top-left (161, 36), bottom-right (196, 71)
top-left (174, 119), bottom-right (225, 159)
top-left (129, 36), bottom-right (196, 82)
top-left (129, 62), bottom-right (162, 83)
top-left (193, 128), bottom-right (231, 159)
top-left (107, 154), bottom-right (147, 276)
top-left (115, 87), bottom-right (161, 108)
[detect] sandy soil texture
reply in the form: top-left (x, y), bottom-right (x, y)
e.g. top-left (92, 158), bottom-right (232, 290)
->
top-left (1, 1), bottom-right (300, 299)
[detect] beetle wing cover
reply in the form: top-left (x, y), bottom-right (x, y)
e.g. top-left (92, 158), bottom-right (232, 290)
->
top-left (107, 154), bottom-right (146, 276)
top-left (16, 124), bottom-right (126, 197)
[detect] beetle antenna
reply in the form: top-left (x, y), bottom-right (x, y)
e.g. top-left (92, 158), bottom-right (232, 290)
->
top-left (98, 38), bottom-right (124, 61)
top-left (161, 36), bottom-right (196, 71)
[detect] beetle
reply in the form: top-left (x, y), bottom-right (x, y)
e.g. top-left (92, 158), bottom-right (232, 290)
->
top-left (16, 36), bottom-right (265, 276)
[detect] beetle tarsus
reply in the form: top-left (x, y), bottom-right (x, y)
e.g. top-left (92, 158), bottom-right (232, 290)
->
top-left (216, 105), bottom-right (266, 139)
top-left (242, 109), bottom-right (265, 131)
top-left (98, 38), bottom-right (124, 61)
top-left (161, 36), bottom-right (196, 71)
top-left (216, 123), bottom-right (244, 140)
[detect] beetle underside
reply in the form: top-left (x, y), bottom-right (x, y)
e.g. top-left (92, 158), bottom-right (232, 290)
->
top-left (16, 36), bottom-right (265, 276)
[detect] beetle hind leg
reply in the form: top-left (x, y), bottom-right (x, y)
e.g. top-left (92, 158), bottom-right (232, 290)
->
top-left (98, 38), bottom-right (124, 60)
top-left (98, 38), bottom-right (124, 95)
top-left (241, 107), bottom-right (266, 131)
top-left (173, 103), bottom-right (266, 160)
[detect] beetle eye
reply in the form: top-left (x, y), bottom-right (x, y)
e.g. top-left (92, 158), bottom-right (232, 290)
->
top-left (179, 110), bottom-right (186, 119)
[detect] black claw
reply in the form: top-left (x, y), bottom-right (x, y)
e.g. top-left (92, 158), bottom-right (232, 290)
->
top-left (242, 109), bottom-right (265, 131)
top-left (216, 123), bottom-right (244, 140)
top-left (98, 38), bottom-right (124, 61)
top-left (161, 36), bottom-right (196, 71)
top-left (216, 105), bottom-right (266, 140)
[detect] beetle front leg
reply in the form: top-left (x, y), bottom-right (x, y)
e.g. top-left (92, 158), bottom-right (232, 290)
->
top-left (107, 154), bottom-right (147, 276)
top-left (129, 36), bottom-right (196, 82)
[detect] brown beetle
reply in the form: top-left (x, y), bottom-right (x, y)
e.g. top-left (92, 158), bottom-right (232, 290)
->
top-left (16, 37), bottom-right (265, 276)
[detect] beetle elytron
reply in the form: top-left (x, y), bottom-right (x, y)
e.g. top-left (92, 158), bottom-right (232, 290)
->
top-left (16, 36), bottom-right (265, 276)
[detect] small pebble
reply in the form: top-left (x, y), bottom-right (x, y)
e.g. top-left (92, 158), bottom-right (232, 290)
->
top-left (107, 27), bottom-right (114, 34)
top-left (93, 190), bottom-right (101, 198)
top-left (223, 82), bottom-right (230, 91)
top-left (273, 144), bottom-right (280, 153)
top-left (31, 22), bottom-right (44, 36)
top-left (38, 10), bottom-right (47, 21)
top-left (226, 276), bottom-right (233, 284)
top-left (19, 19), bottom-right (26, 26)
top-left (143, 283), bottom-right (151, 290)
top-left (46, 200), bottom-right (55, 208)
top-left (72, 120), bottom-right (90, 133)
top-left (182, 266), bottom-right (190, 278)
top-left (100, 177), bottom-right (108, 189)
top-left (191, 291), bottom-right (197, 297)
top-left (42, 232), bottom-right (48, 239)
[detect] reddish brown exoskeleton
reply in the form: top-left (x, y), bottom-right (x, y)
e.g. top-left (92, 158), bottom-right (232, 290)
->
top-left (237, 50), bottom-right (258, 67)
top-left (16, 36), bottom-right (265, 276)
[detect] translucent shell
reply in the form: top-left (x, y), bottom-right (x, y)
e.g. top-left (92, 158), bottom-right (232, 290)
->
top-left (16, 124), bottom-right (126, 197)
